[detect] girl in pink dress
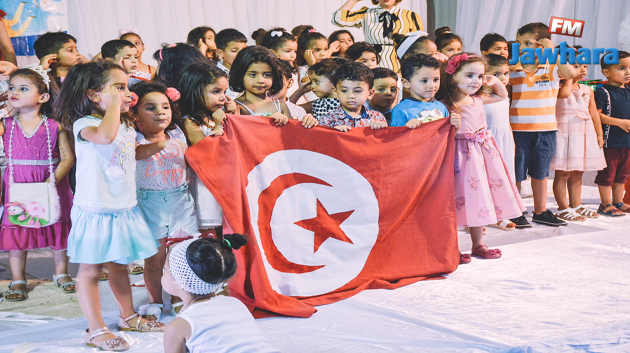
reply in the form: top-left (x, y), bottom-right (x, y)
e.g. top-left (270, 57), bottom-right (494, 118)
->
top-left (0, 66), bottom-right (74, 301)
top-left (438, 53), bottom-right (526, 264)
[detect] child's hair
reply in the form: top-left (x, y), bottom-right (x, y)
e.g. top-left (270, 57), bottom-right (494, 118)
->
top-left (372, 67), bottom-right (398, 82)
top-left (437, 53), bottom-right (487, 110)
top-left (185, 234), bottom-right (247, 285)
top-left (291, 25), bottom-right (314, 39)
top-left (215, 28), bottom-right (248, 51)
top-left (333, 62), bottom-right (374, 87)
top-left (434, 27), bottom-right (452, 38)
top-left (328, 30), bottom-right (355, 57)
top-left (277, 59), bottom-right (297, 80)
top-left (480, 33), bottom-right (507, 53)
top-left (602, 50), bottom-right (630, 70)
top-left (186, 26), bottom-right (216, 46)
top-left (484, 53), bottom-right (508, 68)
top-left (120, 31), bottom-right (143, 42)
top-left (176, 62), bottom-right (228, 127)
top-left (101, 39), bottom-right (135, 60)
top-left (307, 57), bottom-right (348, 82)
top-left (344, 42), bottom-right (381, 64)
top-left (153, 43), bottom-right (209, 87)
top-left (251, 28), bottom-right (267, 45)
top-left (393, 34), bottom-right (433, 60)
top-left (517, 22), bottom-right (551, 41)
top-left (229, 46), bottom-right (284, 95)
top-left (297, 30), bottom-right (327, 67)
top-left (371, 0), bottom-right (402, 5)
top-left (260, 28), bottom-right (296, 52)
top-left (400, 53), bottom-right (440, 81)
top-left (9, 68), bottom-right (54, 115)
top-left (54, 61), bottom-right (133, 131)
top-left (33, 32), bottom-right (77, 59)
top-left (435, 33), bottom-right (462, 51)
top-left (129, 81), bottom-right (179, 131)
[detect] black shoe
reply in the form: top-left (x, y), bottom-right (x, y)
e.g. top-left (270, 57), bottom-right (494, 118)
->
top-left (532, 209), bottom-right (568, 227)
top-left (510, 214), bottom-right (532, 229)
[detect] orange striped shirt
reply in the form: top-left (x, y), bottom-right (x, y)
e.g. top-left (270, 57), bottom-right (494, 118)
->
top-left (508, 63), bottom-right (560, 131)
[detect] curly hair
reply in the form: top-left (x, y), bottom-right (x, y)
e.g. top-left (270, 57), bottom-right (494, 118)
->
top-left (129, 81), bottom-right (180, 132)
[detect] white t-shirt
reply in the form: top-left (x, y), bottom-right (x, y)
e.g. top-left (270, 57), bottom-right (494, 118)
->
top-left (136, 126), bottom-right (188, 190)
top-left (286, 101), bottom-right (307, 121)
top-left (73, 116), bottom-right (137, 211)
top-left (179, 296), bottom-right (279, 353)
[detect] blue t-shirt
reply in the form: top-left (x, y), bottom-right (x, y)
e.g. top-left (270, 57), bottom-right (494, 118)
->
top-left (390, 98), bottom-right (450, 127)
top-left (595, 84), bottom-right (630, 148)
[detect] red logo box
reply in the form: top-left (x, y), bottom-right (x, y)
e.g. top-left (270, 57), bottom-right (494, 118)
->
top-left (549, 17), bottom-right (584, 38)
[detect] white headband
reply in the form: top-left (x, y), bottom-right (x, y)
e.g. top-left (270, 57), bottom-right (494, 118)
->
top-left (396, 30), bottom-right (429, 59)
top-left (169, 239), bottom-right (226, 295)
top-left (22, 64), bottom-right (51, 89)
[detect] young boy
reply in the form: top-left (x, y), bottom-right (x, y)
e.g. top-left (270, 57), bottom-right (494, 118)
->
top-left (480, 33), bottom-right (509, 58)
top-left (345, 42), bottom-right (380, 69)
top-left (368, 67), bottom-right (398, 125)
top-left (215, 28), bottom-right (248, 73)
top-left (509, 22), bottom-right (577, 226)
top-left (319, 62), bottom-right (387, 132)
top-left (101, 39), bottom-right (138, 72)
top-left (33, 31), bottom-right (84, 80)
top-left (276, 60), bottom-right (307, 120)
top-left (391, 54), bottom-right (449, 129)
top-left (594, 51), bottom-right (630, 216)
top-left (295, 58), bottom-right (346, 119)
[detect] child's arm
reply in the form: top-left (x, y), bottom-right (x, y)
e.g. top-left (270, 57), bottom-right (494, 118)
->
top-left (211, 109), bottom-right (226, 136)
top-left (53, 123), bottom-right (74, 183)
top-left (269, 103), bottom-right (290, 126)
top-left (538, 38), bottom-right (576, 80)
top-left (182, 118), bottom-right (208, 145)
top-left (79, 86), bottom-right (122, 145)
top-left (557, 79), bottom-right (573, 99)
top-left (290, 82), bottom-right (312, 104)
top-left (589, 93), bottom-right (605, 148)
top-left (599, 110), bottom-right (630, 132)
top-left (481, 75), bottom-right (508, 104)
top-left (136, 140), bottom-right (185, 160)
top-left (163, 318), bottom-right (190, 353)
top-left (299, 100), bottom-right (314, 114)
top-left (301, 113), bottom-right (318, 128)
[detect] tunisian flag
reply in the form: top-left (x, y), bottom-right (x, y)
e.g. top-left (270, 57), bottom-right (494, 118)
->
top-left (186, 115), bottom-right (459, 318)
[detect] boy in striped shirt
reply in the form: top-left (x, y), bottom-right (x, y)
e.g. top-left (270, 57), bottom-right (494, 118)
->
top-left (509, 22), bottom-right (577, 227)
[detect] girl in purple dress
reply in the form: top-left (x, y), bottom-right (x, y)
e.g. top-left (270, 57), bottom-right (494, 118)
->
top-left (0, 66), bottom-right (74, 301)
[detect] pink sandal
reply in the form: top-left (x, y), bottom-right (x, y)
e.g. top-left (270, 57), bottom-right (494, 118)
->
top-left (471, 245), bottom-right (502, 259)
top-left (459, 253), bottom-right (471, 264)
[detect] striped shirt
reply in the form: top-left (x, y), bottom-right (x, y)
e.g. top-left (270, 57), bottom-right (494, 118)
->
top-left (508, 63), bottom-right (560, 131)
top-left (332, 5), bottom-right (423, 73)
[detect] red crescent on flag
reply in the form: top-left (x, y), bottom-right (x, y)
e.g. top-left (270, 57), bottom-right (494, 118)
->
top-left (257, 173), bottom-right (331, 274)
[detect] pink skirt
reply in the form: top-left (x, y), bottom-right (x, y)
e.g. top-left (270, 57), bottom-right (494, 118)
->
top-left (552, 115), bottom-right (606, 171)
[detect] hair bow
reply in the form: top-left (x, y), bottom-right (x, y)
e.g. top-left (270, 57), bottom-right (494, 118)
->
top-left (119, 27), bottom-right (139, 37)
top-left (129, 92), bottom-right (139, 108)
top-left (23, 64), bottom-right (51, 89)
top-left (445, 53), bottom-right (475, 75)
top-left (308, 28), bottom-right (317, 33)
top-left (165, 87), bottom-right (181, 102)
top-left (270, 30), bottom-right (283, 37)
top-left (158, 43), bottom-right (178, 61)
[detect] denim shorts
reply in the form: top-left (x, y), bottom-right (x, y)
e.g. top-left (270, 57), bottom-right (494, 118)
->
top-left (513, 131), bottom-right (557, 182)
top-left (137, 185), bottom-right (200, 240)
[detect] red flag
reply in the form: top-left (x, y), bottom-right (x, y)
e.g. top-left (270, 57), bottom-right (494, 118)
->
top-left (186, 115), bottom-right (459, 318)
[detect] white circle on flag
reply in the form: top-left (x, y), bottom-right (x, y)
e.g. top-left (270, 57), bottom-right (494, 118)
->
top-left (246, 150), bottom-right (379, 297)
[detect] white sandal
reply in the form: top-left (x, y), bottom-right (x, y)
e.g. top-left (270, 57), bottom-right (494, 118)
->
top-left (52, 273), bottom-right (76, 294)
top-left (170, 301), bottom-right (184, 316)
top-left (574, 205), bottom-right (599, 219)
top-left (556, 208), bottom-right (586, 222)
top-left (83, 327), bottom-right (129, 351)
top-left (4, 280), bottom-right (28, 302)
top-left (138, 303), bottom-right (164, 321)
top-left (117, 312), bottom-right (165, 332)
top-left (491, 219), bottom-right (516, 231)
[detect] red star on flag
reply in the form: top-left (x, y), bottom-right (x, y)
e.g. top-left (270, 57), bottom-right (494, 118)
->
top-left (295, 199), bottom-right (355, 252)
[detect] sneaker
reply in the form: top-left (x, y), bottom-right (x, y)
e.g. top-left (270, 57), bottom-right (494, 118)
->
top-left (532, 209), bottom-right (568, 227)
top-left (510, 214), bottom-right (532, 229)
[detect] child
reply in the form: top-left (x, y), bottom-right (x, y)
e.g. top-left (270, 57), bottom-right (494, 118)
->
top-left (120, 30), bottom-right (156, 79)
top-left (480, 33), bottom-right (509, 58)
top-left (130, 81), bottom-right (199, 320)
top-left (55, 61), bottom-right (164, 350)
top-left (186, 26), bottom-right (217, 60)
top-left (101, 39), bottom-right (139, 83)
top-left (391, 54), bottom-right (449, 128)
top-left (329, 30), bottom-right (355, 57)
top-left (509, 23), bottom-right (577, 226)
top-left (435, 32), bottom-right (463, 58)
top-left (231, 46), bottom-right (291, 123)
top-left (345, 42), bottom-right (381, 69)
top-left (294, 58), bottom-right (346, 119)
top-left (594, 51), bottom-right (630, 216)
top-left (319, 62), bottom-right (387, 131)
top-left (393, 32), bottom-right (447, 62)
top-left (260, 28), bottom-right (299, 97)
top-left (162, 236), bottom-right (279, 353)
top-left (552, 57), bottom-right (606, 221)
top-left (0, 66), bottom-right (74, 302)
top-left (33, 32), bottom-right (84, 81)
top-left (276, 59), bottom-right (306, 120)
top-left (153, 43), bottom-right (209, 88)
top-left (435, 26), bottom-right (452, 37)
top-left (296, 30), bottom-right (333, 102)
top-left (368, 67), bottom-right (398, 125)
top-left (215, 28), bottom-right (248, 74)
top-left (437, 53), bottom-right (525, 263)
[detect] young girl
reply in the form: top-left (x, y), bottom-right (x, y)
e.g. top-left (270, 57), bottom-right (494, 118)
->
top-left (297, 30), bottom-right (333, 102)
top-left (230, 46), bottom-right (291, 122)
top-left (329, 30), bottom-right (355, 58)
top-left (393, 32), bottom-right (448, 62)
top-left (552, 60), bottom-right (606, 220)
top-left (162, 235), bottom-right (279, 353)
top-left (345, 42), bottom-right (381, 69)
top-left (119, 30), bottom-right (156, 80)
top-left (153, 43), bottom-right (209, 88)
top-left (436, 33), bottom-right (463, 58)
top-left (0, 66), bottom-right (74, 302)
top-left (437, 53), bottom-right (526, 264)
top-left (130, 81), bottom-right (200, 320)
top-left (55, 61), bottom-right (164, 351)
top-left (260, 28), bottom-right (299, 97)
top-left (186, 26), bottom-right (217, 60)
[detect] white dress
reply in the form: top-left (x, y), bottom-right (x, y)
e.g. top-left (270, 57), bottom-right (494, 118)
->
top-left (484, 98), bottom-right (515, 180)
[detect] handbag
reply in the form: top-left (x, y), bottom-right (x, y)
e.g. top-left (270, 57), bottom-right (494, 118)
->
top-left (4, 116), bottom-right (60, 228)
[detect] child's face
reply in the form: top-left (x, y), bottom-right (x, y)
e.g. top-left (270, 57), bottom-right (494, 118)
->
top-left (204, 30), bottom-right (217, 50)
top-left (440, 41), bottom-right (462, 58)
top-left (453, 61), bottom-right (485, 95)
top-left (308, 72), bottom-right (335, 98)
top-left (413, 40), bottom-right (438, 57)
top-left (404, 66), bottom-right (440, 101)
top-left (483, 41), bottom-right (509, 59)
top-left (572, 63), bottom-right (588, 81)
top-left (335, 80), bottom-right (373, 112)
top-left (114, 46), bottom-right (139, 72)
top-left (221, 41), bottom-right (247, 67)
top-left (337, 33), bottom-right (354, 54)
top-left (603, 57), bottom-right (630, 85)
top-left (94, 69), bottom-right (133, 113)
top-left (487, 64), bottom-right (510, 86)
top-left (7, 76), bottom-right (48, 110)
top-left (272, 40), bottom-right (298, 66)
top-left (356, 52), bottom-right (378, 69)
top-left (57, 40), bottom-right (82, 68)
top-left (204, 76), bottom-right (229, 112)
top-left (122, 34), bottom-right (145, 56)
top-left (134, 92), bottom-right (172, 135)
top-left (371, 77), bottom-right (398, 110)
top-left (515, 33), bottom-right (539, 55)
top-left (309, 39), bottom-right (330, 63)
top-left (243, 62), bottom-right (273, 97)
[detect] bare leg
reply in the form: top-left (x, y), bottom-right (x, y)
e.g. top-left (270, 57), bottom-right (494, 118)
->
top-left (516, 181), bottom-right (521, 194)
top-left (531, 177), bottom-right (548, 214)
top-left (612, 182), bottom-right (627, 205)
top-left (76, 263), bottom-right (117, 344)
top-left (7, 250), bottom-right (27, 300)
top-left (567, 171), bottom-right (584, 208)
top-left (51, 249), bottom-right (74, 291)
top-left (553, 171), bottom-right (570, 210)
top-left (108, 262), bottom-right (154, 328)
top-left (469, 226), bottom-right (485, 249)
top-left (598, 185), bottom-right (613, 206)
top-left (144, 241), bottom-right (166, 305)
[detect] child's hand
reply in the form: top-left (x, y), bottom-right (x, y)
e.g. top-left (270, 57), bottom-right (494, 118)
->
top-left (301, 114), bottom-right (318, 128)
top-left (0, 61), bottom-right (18, 76)
top-left (304, 50), bottom-right (317, 66)
top-left (619, 120), bottom-right (630, 133)
top-left (483, 75), bottom-right (500, 87)
top-left (197, 38), bottom-right (208, 55)
top-left (39, 54), bottom-right (59, 70)
top-left (271, 112), bottom-right (289, 126)
top-left (597, 133), bottom-right (605, 149)
top-left (405, 118), bottom-right (422, 129)
top-left (328, 41), bottom-right (341, 55)
top-left (101, 85), bottom-right (122, 110)
top-left (449, 112), bottom-right (462, 131)
top-left (212, 109), bottom-right (227, 125)
top-left (538, 38), bottom-right (554, 49)
top-left (224, 96), bottom-right (237, 114)
top-left (335, 125), bottom-right (350, 132)
top-left (164, 139), bottom-right (186, 153)
top-left (433, 52), bottom-right (449, 63)
top-left (370, 120), bottom-right (387, 130)
top-left (211, 124), bottom-right (225, 136)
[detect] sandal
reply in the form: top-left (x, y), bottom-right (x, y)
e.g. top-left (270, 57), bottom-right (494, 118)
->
top-left (613, 202), bottom-right (630, 213)
top-left (138, 303), bottom-right (164, 321)
top-left (491, 219), bottom-right (516, 231)
top-left (574, 206), bottom-right (599, 219)
top-left (471, 245), bottom-right (502, 259)
top-left (598, 204), bottom-right (625, 217)
top-left (83, 327), bottom-right (129, 351)
top-left (170, 301), bottom-right (184, 316)
top-left (118, 312), bottom-right (165, 332)
top-left (459, 253), bottom-right (471, 264)
top-left (4, 280), bottom-right (27, 302)
top-left (555, 208), bottom-right (586, 222)
top-left (52, 273), bottom-right (76, 294)
top-left (100, 269), bottom-right (109, 281)
top-left (127, 262), bottom-right (144, 275)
